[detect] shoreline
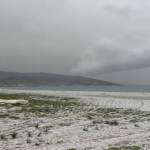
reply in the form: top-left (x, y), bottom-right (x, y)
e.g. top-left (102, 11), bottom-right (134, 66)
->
top-left (1, 88), bottom-right (150, 97)
top-left (1, 85), bottom-right (150, 93)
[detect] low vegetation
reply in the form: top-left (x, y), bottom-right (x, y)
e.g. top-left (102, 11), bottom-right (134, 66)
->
top-left (11, 132), bottom-right (17, 139)
top-left (106, 146), bottom-right (141, 150)
top-left (0, 92), bottom-right (150, 149)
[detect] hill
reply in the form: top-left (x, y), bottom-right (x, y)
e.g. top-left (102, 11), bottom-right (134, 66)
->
top-left (0, 71), bottom-right (120, 86)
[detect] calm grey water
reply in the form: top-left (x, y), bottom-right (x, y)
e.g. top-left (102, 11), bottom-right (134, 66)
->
top-left (1, 85), bottom-right (150, 93)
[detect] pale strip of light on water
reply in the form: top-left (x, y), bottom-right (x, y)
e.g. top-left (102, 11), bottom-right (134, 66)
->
top-left (1, 85), bottom-right (150, 93)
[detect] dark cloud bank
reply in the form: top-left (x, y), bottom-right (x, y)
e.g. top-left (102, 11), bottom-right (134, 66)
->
top-left (71, 37), bottom-right (150, 75)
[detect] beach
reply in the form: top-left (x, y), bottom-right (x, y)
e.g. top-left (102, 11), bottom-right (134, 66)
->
top-left (0, 89), bottom-right (150, 150)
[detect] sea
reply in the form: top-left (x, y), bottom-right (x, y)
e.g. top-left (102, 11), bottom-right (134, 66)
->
top-left (1, 85), bottom-right (150, 93)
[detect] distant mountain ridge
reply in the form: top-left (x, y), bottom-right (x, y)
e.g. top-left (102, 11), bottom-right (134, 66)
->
top-left (0, 71), bottom-right (120, 86)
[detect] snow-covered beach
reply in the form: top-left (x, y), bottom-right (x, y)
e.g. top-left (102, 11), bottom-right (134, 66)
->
top-left (0, 89), bottom-right (150, 150)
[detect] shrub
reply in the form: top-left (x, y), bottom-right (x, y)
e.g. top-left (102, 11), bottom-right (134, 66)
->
top-left (38, 132), bottom-right (41, 137)
top-left (134, 124), bottom-right (139, 127)
top-left (26, 138), bottom-right (31, 143)
top-left (0, 134), bottom-right (6, 140)
top-left (83, 127), bottom-right (88, 131)
top-left (35, 142), bottom-right (40, 146)
top-left (35, 123), bottom-right (39, 129)
top-left (11, 132), bottom-right (17, 139)
top-left (27, 132), bottom-right (32, 137)
top-left (105, 120), bottom-right (119, 126)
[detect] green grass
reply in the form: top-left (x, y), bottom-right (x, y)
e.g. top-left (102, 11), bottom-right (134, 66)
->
top-left (0, 114), bottom-right (9, 118)
top-left (59, 122), bottom-right (72, 126)
top-left (0, 93), bottom-right (27, 100)
top-left (9, 115), bottom-right (20, 120)
top-left (15, 99), bottom-right (84, 115)
top-left (84, 107), bottom-right (150, 123)
top-left (1, 93), bottom-right (150, 124)
top-left (105, 120), bottom-right (119, 126)
top-left (106, 146), bottom-right (141, 150)
top-left (0, 93), bottom-right (86, 119)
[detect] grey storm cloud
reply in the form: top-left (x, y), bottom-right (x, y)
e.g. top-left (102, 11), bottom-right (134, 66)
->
top-left (70, 1), bottom-right (150, 75)
top-left (71, 37), bottom-right (150, 75)
top-left (0, 0), bottom-right (150, 84)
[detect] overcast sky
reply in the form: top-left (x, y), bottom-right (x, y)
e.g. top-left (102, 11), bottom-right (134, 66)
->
top-left (0, 0), bottom-right (150, 85)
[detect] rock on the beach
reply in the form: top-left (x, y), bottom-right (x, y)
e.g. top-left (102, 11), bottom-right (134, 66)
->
top-left (0, 99), bottom-right (28, 104)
